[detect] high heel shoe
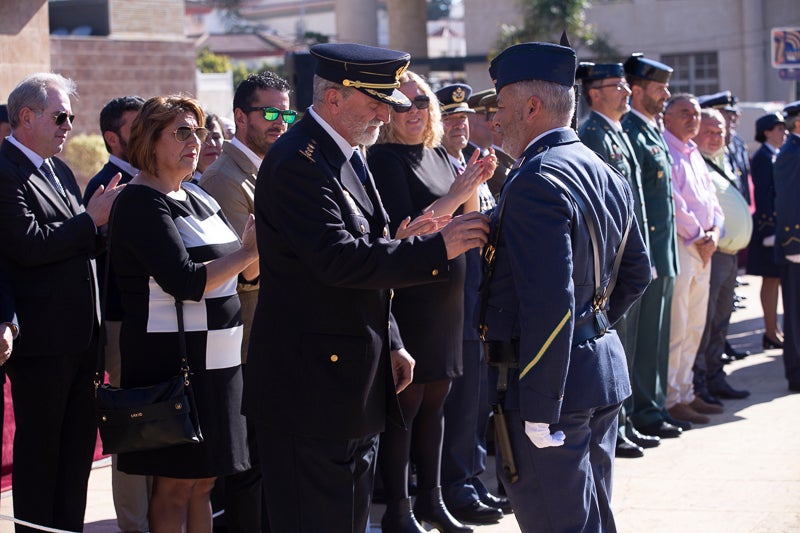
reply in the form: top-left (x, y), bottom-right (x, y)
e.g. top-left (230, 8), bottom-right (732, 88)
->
top-left (763, 334), bottom-right (784, 350)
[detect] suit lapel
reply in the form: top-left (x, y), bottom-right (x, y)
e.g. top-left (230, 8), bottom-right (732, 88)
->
top-left (303, 116), bottom-right (376, 218)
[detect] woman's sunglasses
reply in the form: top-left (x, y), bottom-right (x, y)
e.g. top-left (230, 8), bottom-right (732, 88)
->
top-left (246, 106), bottom-right (298, 124)
top-left (393, 96), bottom-right (431, 114)
top-left (173, 126), bottom-right (209, 143)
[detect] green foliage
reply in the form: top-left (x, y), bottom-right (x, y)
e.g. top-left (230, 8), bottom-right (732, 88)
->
top-left (492, 0), bottom-right (619, 60)
top-left (61, 134), bottom-right (107, 192)
top-left (197, 47), bottom-right (232, 74)
top-left (303, 31), bottom-right (329, 45)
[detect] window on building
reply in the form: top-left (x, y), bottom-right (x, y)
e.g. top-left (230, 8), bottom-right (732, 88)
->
top-left (661, 52), bottom-right (719, 95)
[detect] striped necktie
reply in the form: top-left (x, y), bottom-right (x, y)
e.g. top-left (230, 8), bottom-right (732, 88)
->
top-left (40, 159), bottom-right (67, 199)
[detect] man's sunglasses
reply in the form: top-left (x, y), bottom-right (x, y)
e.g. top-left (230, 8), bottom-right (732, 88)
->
top-left (393, 96), bottom-right (431, 113)
top-left (173, 126), bottom-right (209, 143)
top-left (245, 106), bottom-right (298, 124)
top-left (52, 112), bottom-right (75, 126)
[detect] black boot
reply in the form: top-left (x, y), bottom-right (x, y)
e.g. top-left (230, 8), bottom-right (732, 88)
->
top-left (381, 498), bottom-right (426, 533)
top-left (413, 487), bottom-right (473, 533)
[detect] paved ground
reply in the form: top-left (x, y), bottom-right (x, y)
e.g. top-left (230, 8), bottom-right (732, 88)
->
top-left (0, 274), bottom-right (798, 532)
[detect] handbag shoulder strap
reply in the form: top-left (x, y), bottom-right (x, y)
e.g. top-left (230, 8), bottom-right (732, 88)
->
top-left (93, 199), bottom-right (191, 394)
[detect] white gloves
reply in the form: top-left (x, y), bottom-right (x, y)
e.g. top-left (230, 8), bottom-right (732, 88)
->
top-left (787, 254), bottom-right (800, 264)
top-left (763, 235), bottom-right (775, 247)
top-left (525, 421), bottom-right (566, 448)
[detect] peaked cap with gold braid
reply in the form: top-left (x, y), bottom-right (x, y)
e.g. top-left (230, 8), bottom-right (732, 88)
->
top-left (310, 43), bottom-right (412, 109)
top-left (435, 83), bottom-right (475, 116)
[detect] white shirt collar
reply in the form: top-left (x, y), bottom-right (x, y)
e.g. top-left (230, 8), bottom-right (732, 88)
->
top-left (630, 108), bottom-right (658, 128)
top-left (231, 137), bottom-right (263, 169)
top-left (108, 154), bottom-right (138, 177)
top-left (594, 110), bottom-right (623, 132)
top-left (7, 134), bottom-right (46, 169)
top-left (308, 105), bottom-right (359, 160)
top-left (521, 127), bottom-right (572, 155)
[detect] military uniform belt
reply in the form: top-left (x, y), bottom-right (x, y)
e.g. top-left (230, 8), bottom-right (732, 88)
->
top-left (484, 313), bottom-right (610, 367)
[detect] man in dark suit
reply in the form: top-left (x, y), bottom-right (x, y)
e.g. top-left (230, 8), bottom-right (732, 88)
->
top-left (774, 101), bottom-right (800, 393)
top-left (482, 42), bottom-right (651, 532)
top-left (83, 95), bottom-right (149, 533)
top-left (621, 54), bottom-right (687, 438)
top-left (0, 73), bottom-right (121, 533)
top-left (243, 43), bottom-right (490, 532)
top-left (577, 61), bottom-right (654, 458)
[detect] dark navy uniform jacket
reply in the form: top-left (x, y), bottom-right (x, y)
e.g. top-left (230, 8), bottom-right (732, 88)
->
top-left (774, 133), bottom-right (800, 263)
top-left (483, 128), bottom-right (651, 423)
top-left (244, 112), bottom-right (450, 441)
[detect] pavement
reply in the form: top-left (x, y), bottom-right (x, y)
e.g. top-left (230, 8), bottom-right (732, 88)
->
top-left (0, 274), bottom-right (798, 532)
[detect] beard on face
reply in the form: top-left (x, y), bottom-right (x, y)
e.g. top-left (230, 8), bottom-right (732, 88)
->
top-left (348, 118), bottom-right (383, 147)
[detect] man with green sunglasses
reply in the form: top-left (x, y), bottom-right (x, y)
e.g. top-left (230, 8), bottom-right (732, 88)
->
top-left (199, 70), bottom-right (293, 533)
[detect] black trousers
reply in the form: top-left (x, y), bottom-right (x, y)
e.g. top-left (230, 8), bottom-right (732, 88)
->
top-left (257, 424), bottom-right (378, 533)
top-left (6, 342), bottom-right (97, 533)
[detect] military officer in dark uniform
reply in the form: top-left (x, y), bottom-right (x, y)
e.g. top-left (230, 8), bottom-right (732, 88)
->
top-left (577, 61), bottom-right (653, 458)
top-left (243, 43), bottom-right (490, 533)
top-left (438, 85), bottom-right (510, 525)
top-left (621, 54), bottom-right (687, 438)
top-left (482, 42), bottom-right (651, 532)
top-left (466, 88), bottom-right (513, 199)
top-left (774, 101), bottom-right (800, 393)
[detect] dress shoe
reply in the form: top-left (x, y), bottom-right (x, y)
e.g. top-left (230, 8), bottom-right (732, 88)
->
top-left (725, 341), bottom-right (751, 360)
top-left (689, 396), bottom-right (724, 414)
top-left (709, 376), bottom-right (750, 399)
top-left (626, 424), bottom-right (660, 448)
top-left (667, 403), bottom-right (710, 424)
top-left (478, 492), bottom-right (512, 513)
top-left (635, 420), bottom-right (682, 438)
top-left (449, 500), bottom-right (503, 525)
top-left (763, 334), bottom-right (784, 350)
top-left (663, 414), bottom-right (692, 431)
top-left (789, 381), bottom-right (800, 393)
top-left (414, 487), bottom-right (473, 532)
top-left (697, 390), bottom-right (723, 406)
top-left (615, 434), bottom-right (644, 458)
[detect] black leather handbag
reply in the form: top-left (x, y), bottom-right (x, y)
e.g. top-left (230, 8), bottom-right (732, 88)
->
top-left (94, 207), bottom-right (203, 454)
top-left (95, 300), bottom-right (203, 454)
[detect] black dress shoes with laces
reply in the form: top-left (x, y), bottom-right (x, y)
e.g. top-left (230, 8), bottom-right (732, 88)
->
top-left (615, 434), bottom-right (644, 458)
top-left (636, 420), bottom-right (682, 438)
top-left (449, 501), bottom-right (503, 525)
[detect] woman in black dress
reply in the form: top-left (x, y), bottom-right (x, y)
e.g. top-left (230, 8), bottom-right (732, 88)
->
top-left (111, 96), bottom-right (259, 532)
top-left (746, 113), bottom-right (788, 349)
top-left (368, 71), bottom-right (495, 533)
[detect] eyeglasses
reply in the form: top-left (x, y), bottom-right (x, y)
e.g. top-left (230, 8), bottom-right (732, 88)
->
top-left (52, 112), bottom-right (75, 126)
top-left (246, 107), bottom-right (298, 124)
top-left (393, 96), bottom-right (431, 113)
top-left (173, 126), bottom-right (209, 143)
top-left (593, 81), bottom-right (631, 92)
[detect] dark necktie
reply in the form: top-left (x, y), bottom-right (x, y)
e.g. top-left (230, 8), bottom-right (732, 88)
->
top-left (350, 151), bottom-right (368, 185)
top-left (40, 159), bottom-right (67, 199)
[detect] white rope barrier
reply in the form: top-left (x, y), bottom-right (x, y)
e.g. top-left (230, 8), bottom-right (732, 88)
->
top-left (0, 514), bottom-right (79, 533)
